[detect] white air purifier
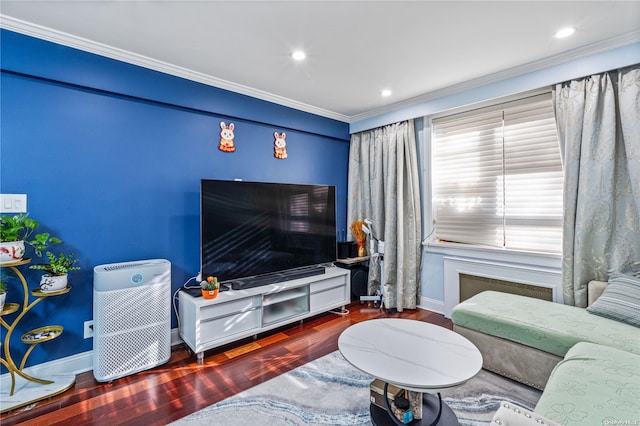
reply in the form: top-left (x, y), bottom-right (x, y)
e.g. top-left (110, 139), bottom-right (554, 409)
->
top-left (93, 259), bottom-right (171, 382)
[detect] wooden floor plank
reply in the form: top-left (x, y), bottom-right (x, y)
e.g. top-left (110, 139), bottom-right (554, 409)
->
top-left (1, 302), bottom-right (450, 425)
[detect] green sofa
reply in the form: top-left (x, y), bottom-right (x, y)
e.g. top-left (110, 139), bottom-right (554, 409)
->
top-left (451, 281), bottom-right (640, 426)
top-left (536, 342), bottom-right (640, 424)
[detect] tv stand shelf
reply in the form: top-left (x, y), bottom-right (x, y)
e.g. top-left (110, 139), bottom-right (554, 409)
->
top-left (179, 266), bottom-right (350, 362)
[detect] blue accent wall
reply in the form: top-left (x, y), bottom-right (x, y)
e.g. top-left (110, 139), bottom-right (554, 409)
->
top-left (0, 29), bottom-right (350, 369)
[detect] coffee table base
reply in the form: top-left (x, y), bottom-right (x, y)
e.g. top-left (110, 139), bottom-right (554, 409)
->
top-left (370, 393), bottom-right (459, 426)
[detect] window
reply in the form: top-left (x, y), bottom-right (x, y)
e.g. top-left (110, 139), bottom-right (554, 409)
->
top-left (432, 93), bottom-right (563, 253)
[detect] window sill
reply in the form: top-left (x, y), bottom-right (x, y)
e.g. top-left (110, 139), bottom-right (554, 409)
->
top-left (424, 240), bottom-right (561, 269)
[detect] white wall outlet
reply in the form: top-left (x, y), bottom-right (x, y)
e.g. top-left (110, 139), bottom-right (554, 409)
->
top-left (0, 194), bottom-right (27, 213)
top-left (84, 320), bottom-right (94, 339)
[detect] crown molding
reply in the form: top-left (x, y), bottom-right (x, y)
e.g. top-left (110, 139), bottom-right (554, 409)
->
top-left (0, 15), bottom-right (351, 123)
top-left (350, 30), bottom-right (640, 123)
top-left (3, 14), bottom-right (639, 127)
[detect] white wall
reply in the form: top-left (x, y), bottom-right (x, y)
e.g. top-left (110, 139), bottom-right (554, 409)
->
top-left (350, 42), bottom-right (640, 134)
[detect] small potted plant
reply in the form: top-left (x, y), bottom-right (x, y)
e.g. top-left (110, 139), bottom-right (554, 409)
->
top-left (201, 276), bottom-right (220, 299)
top-left (0, 214), bottom-right (62, 263)
top-left (0, 214), bottom-right (38, 263)
top-left (30, 251), bottom-right (80, 293)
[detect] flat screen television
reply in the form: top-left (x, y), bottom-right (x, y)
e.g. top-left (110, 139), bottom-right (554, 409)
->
top-left (201, 179), bottom-right (337, 286)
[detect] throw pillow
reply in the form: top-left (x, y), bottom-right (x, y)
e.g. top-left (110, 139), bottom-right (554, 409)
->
top-left (587, 273), bottom-right (640, 327)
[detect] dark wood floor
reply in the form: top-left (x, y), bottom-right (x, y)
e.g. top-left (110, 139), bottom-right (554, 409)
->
top-left (2, 302), bottom-right (452, 426)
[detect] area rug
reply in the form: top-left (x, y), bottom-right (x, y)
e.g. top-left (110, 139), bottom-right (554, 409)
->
top-left (171, 351), bottom-right (541, 426)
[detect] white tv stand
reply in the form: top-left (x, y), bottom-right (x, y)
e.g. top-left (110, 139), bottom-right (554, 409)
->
top-left (179, 265), bottom-right (350, 362)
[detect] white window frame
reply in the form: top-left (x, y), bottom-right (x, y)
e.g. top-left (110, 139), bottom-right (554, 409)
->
top-left (422, 88), bottom-right (562, 268)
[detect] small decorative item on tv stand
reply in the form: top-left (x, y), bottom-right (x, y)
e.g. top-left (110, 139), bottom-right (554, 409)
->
top-left (201, 276), bottom-right (220, 299)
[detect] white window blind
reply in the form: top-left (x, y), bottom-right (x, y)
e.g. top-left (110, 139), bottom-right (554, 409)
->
top-left (432, 93), bottom-right (563, 253)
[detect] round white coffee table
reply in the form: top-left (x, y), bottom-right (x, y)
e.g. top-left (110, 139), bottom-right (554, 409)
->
top-left (338, 318), bottom-right (483, 425)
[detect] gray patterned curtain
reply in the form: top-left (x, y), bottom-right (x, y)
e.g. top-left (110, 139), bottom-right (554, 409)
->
top-left (347, 120), bottom-right (422, 311)
top-left (553, 64), bottom-right (640, 307)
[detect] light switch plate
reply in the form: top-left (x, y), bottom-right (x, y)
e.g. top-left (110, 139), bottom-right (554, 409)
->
top-left (0, 194), bottom-right (27, 213)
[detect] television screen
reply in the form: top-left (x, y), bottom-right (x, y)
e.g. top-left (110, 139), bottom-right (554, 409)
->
top-left (201, 180), bottom-right (337, 283)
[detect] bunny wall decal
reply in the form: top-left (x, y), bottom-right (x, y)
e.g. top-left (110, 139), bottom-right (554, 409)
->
top-left (219, 122), bottom-right (236, 152)
top-left (274, 132), bottom-right (287, 159)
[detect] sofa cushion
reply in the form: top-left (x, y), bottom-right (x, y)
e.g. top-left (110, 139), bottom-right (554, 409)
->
top-left (587, 273), bottom-right (640, 327)
top-left (535, 342), bottom-right (640, 425)
top-left (451, 291), bottom-right (640, 357)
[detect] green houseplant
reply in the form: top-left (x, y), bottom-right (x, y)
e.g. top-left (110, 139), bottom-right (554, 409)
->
top-left (0, 214), bottom-right (62, 262)
top-left (29, 232), bottom-right (62, 257)
top-left (30, 251), bottom-right (80, 292)
top-left (0, 214), bottom-right (38, 263)
top-left (0, 214), bottom-right (38, 242)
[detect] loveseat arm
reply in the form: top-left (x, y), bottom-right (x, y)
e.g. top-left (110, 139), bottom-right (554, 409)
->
top-left (491, 402), bottom-right (561, 426)
top-left (587, 280), bottom-right (608, 307)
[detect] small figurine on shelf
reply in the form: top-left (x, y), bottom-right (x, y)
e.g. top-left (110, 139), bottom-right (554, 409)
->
top-left (201, 276), bottom-right (220, 299)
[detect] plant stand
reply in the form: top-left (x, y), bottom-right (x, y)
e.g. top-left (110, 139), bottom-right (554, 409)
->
top-left (0, 258), bottom-right (75, 414)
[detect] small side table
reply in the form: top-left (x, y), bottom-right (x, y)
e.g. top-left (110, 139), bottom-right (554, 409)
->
top-left (338, 318), bottom-right (483, 425)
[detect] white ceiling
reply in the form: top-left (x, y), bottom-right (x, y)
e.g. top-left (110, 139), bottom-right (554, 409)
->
top-left (1, 1), bottom-right (640, 122)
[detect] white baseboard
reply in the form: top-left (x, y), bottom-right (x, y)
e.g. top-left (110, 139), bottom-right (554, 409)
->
top-left (0, 328), bottom-right (184, 382)
top-left (0, 349), bottom-right (94, 384)
top-left (417, 296), bottom-right (444, 315)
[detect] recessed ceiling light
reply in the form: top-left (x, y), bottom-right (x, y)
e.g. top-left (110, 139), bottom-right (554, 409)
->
top-left (291, 50), bottom-right (306, 61)
top-left (555, 27), bottom-right (576, 39)
top-left (380, 89), bottom-right (392, 97)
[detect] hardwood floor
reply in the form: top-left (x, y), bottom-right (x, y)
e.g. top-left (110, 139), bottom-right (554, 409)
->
top-left (2, 302), bottom-right (452, 426)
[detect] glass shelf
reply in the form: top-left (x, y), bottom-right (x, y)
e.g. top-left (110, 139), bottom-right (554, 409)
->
top-left (263, 287), bottom-right (308, 306)
top-left (262, 286), bottom-right (309, 327)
